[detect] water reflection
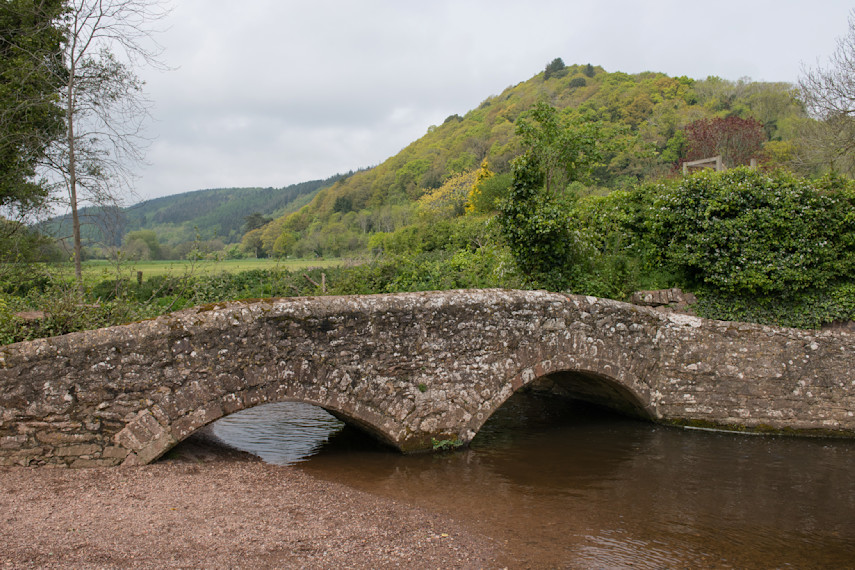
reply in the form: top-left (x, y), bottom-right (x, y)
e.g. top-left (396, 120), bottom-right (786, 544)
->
top-left (210, 402), bottom-right (344, 465)
top-left (210, 394), bottom-right (855, 568)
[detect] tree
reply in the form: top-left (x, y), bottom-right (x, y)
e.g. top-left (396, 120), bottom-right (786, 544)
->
top-left (544, 57), bottom-right (567, 80)
top-left (466, 160), bottom-right (512, 215)
top-left (514, 102), bottom-right (604, 194)
top-left (798, 11), bottom-right (855, 175)
top-left (683, 116), bottom-right (766, 167)
top-left (497, 152), bottom-right (575, 289)
top-left (416, 170), bottom-right (477, 219)
top-left (0, 0), bottom-right (65, 221)
top-left (243, 212), bottom-right (272, 233)
top-left (497, 103), bottom-right (607, 289)
top-left (44, 0), bottom-right (169, 286)
top-left (122, 229), bottom-right (161, 260)
top-left (241, 228), bottom-right (267, 259)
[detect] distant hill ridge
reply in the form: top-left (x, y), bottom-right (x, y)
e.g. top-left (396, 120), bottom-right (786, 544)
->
top-left (46, 173), bottom-right (347, 247)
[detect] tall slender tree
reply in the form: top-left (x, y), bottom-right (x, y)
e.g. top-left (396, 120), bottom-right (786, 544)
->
top-left (44, 0), bottom-right (169, 285)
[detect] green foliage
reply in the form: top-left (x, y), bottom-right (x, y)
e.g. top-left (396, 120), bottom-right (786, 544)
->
top-left (249, 66), bottom-right (805, 262)
top-left (7, 61), bottom-right (848, 340)
top-left (544, 57), bottom-right (567, 80)
top-left (122, 230), bottom-right (162, 260)
top-left (0, 0), bottom-right (65, 219)
top-left (497, 153), bottom-right (578, 290)
top-left (466, 161), bottom-right (511, 215)
top-left (497, 102), bottom-right (617, 289)
top-left (244, 212), bottom-right (273, 232)
top-left (416, 170), bottom-right (477, 219)
top-left (431, 437), bottom-right (463, 451)
top-left (649, 168), bottom-right (855, 295)
top-left (0, 279), bottom-right (164, 346)
top-left (515, 102), bottom-right (607, 193)
top-left (40, 176), bottom-right (343, 254)
top-left (0, 219), bottom-right (65, 263)
top-left (694, 283), bottom-right (855, 330)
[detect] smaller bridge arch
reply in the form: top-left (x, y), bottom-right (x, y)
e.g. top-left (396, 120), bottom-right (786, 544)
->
top-left (1, 289), bottom-right (853, 467)
top-left (465, 354), bottom-right (655, 445)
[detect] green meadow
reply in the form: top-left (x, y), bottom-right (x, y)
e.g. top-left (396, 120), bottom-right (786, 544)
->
top-left (56, 258), bottom-right (347, 284)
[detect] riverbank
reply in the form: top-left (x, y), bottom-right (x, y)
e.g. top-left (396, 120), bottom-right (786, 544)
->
top-left (0, 438), bottom-right (501, 568)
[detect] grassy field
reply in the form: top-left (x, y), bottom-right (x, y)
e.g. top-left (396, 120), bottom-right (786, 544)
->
top-left (56, 257), bottom-right (350, 284)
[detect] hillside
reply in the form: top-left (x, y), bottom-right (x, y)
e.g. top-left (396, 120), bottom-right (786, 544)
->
top-left (45, 174), bottom-right (345, 251)
top-left (250, 63), bottom-right (805, 259)
top-left (120, 175), bottom-right (346, 244)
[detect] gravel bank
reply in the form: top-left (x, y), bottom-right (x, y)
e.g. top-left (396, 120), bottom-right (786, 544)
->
top-left (0, 439), bottom-right (502, 568)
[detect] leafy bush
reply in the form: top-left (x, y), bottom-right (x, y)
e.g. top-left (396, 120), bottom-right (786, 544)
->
top-left (649, 168), bottom-right (855, 295)
top-left (694, 283), bottom-right (855, 329)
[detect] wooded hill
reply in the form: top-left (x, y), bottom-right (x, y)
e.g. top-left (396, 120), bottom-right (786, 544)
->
top-left (248, 62), bottom-right (805, 259)
top-left (45, 174), bottom-right (345, 253)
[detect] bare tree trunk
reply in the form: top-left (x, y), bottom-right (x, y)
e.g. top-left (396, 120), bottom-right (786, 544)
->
top-left (67, 76), bottom-right (83, 289)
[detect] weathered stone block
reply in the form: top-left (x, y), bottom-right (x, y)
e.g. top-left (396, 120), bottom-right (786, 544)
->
top-left (35, 431), bottom-right (97, 445)
top-left (54, 444), bottom-right (101, 457)
top-left (101, 445), bottom-right (130, 460)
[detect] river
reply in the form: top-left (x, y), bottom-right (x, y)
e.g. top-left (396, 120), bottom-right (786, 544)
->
top-left (210, 393), bottom-right (855, 568)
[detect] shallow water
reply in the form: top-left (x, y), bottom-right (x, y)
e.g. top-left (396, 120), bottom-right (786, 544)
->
top-left (211, 395), bottom-right (855, 568)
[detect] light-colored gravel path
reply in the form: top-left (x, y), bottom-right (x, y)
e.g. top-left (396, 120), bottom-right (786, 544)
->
top-left (0, 439), bottom-right (502, 569)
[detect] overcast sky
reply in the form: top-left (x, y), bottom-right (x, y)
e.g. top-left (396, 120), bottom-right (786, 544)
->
top-left (134, 0), bottom-right (853, 201)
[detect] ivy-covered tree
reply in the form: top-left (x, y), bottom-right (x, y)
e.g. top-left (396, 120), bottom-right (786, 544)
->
top-left (497, 153), bottom-right (575, 289)
top-left (514, 102), bottom-right (606, 194)
top-left (497, 103), bottom-right (607, 289)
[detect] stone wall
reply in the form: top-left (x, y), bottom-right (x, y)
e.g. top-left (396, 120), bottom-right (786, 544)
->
top-left (1, 289), bottom-right (853, 467)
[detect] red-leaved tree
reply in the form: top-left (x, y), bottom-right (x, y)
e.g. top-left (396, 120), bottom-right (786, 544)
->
top-left (683, 116), bottom-right (766, 167)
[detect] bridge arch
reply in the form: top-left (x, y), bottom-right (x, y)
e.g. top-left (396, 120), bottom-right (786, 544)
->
top-left (116, 362), bottom-right (410, 466)
top-left (526, 369), bottom-right (653, 420)
top-left (466, 354), bottom-right (656, 445)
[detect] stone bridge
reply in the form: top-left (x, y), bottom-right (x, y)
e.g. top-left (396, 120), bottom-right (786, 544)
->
top-left (1, 289), bottom-right (853, 467)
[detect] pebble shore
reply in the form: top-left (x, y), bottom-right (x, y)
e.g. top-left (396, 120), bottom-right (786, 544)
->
top-left (0, 438), bottom-right (501, 568)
